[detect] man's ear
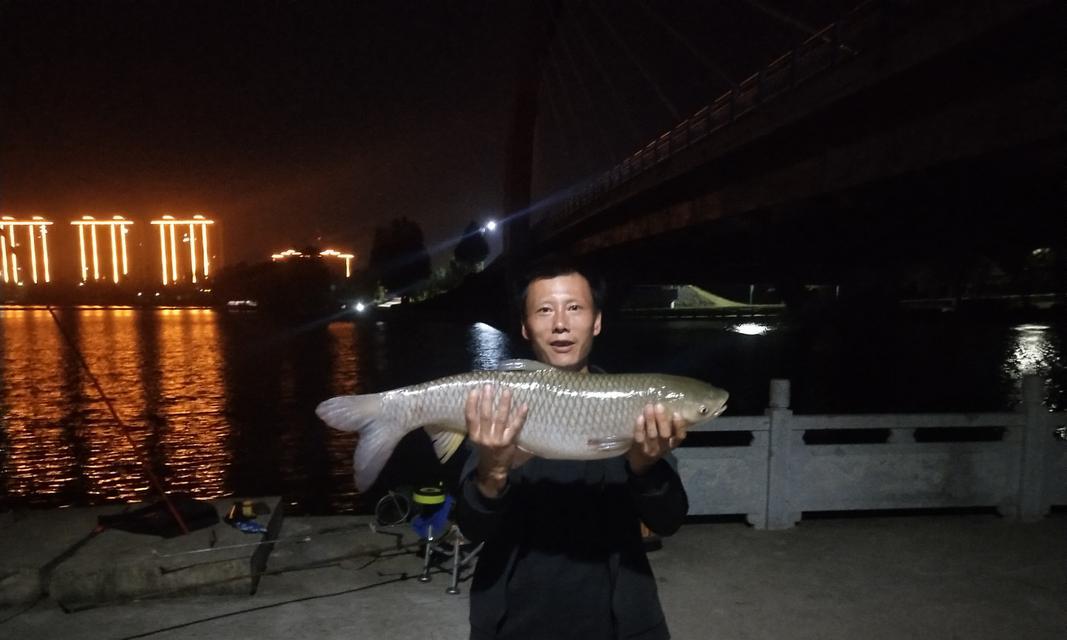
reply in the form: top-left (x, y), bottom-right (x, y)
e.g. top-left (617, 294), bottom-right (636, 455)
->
top-left (521, 322), bottom-right (530, 340)
top-left (593, 311), bottom-right (602, 337)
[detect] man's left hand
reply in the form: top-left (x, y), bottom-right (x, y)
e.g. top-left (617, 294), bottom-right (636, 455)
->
top-left (627, 403), bottom-right (689, 475)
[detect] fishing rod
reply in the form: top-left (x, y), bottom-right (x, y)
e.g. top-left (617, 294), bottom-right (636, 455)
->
top-left (56, 537), bottom-right (426, 617)
top-left (148, 520), bottom-right (405, 559)
top-left (45, 305), bottom-right (190, 534)
top-left (114, 573), bottom-right (417, 640)
top-left (150, 534), bottom-right (313, 558)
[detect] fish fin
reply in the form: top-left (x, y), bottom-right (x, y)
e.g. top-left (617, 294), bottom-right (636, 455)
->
top-left (425, 426), bottom-right (466, 464)
top-left (316, 394), bottom-right (382, 432)
top-left (587, 435), bottom-right (633, 454)
top-left (316, 394), bottom-right (399, 492)
top-left (497, 358), bottom-right (554, 372)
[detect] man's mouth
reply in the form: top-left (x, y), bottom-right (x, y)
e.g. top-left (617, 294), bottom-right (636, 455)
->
top-left (549, 340), bottom-right (575, 351)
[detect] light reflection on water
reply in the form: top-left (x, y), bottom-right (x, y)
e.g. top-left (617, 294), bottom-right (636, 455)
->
top-left (0, 308), bottom-right (1063, 513)
top-left (1007, 325), bottom-right (1058, 375)
top-left (323, 321), bottom-right (361, 511)
top-left (154, 309), bottom-right (229, 499)
top-left (468, 322), bottom-right (510, 370)
top-left (1, 308), bottom-right (73, 502)
top-left (0, 307), bottom-right (234, 506)
top-left (1003, 324), bottom-right (1062, 409)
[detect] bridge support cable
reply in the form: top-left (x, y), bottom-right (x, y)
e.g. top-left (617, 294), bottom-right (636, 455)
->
top-left (546, 47), bottom-right (604, 179)
top-left (740, 0), bottom-right (858, 55)
top-left (631, 0), bottom-right (738, 92)
top-left (566, 11), bottom-right (646, 148)
top-left (555, 19), bottom-right (621, 166)
top-left (537, 67), bottom-right (578, 194)
top-left (588, 0), bottom-right (681, 123)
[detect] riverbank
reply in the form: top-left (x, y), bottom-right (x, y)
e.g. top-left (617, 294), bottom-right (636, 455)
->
top-left (1, 508), bottom-right (1063, 639)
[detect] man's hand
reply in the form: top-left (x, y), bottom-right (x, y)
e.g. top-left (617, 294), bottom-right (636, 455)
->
top-left (465, 384), bottom-right (531, 498)
top-left (627, 403), bottom-right (689, 475)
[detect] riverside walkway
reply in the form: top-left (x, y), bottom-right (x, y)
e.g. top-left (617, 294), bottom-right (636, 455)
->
top-left (1, 510), bottom-right (1063, 640)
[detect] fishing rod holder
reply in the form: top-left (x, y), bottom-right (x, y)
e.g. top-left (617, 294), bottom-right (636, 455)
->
top-left (412, 486), bottom-right (481, 594)
top-left (417, 523), bottom-right (482, 595)
top-left (373, 486), bottom-right (481, 594)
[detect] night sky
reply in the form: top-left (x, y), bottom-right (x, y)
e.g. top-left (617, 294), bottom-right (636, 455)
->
top-left (1, 0), bottom-right (857, 269)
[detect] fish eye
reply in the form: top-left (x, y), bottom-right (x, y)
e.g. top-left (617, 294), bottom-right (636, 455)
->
top-left (698, 405), bottom-right (708, 415)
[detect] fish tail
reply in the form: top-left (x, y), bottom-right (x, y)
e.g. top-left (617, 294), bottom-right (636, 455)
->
top-left (316, 394), bottom-right (399, 492)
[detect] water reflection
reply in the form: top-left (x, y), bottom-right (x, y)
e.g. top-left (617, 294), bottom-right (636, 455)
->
top-left (1, 309), bottom-right (1064, 513)
top-left (0, 307), bottom-right (235, 507)
top-left (324, 321), bottom-right (361, 511)
top-left (0, 308), bottom-right (75, 504)
top-left (72, 306), bottom-right (151, 504)
top-left (731, 322), bottom-right (772, 336)
top-left (468, 322), bottom-right (511, 370)
top-left (1004, 324), bottom-right (1062, 410)
top-left (154, 309), bottom-right (229, 499)
top-left (1007, 325), bottom-right (1057, 374)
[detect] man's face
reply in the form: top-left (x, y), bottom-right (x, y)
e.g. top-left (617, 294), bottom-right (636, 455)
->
top-left (521, 273), bottom-right (602, 372)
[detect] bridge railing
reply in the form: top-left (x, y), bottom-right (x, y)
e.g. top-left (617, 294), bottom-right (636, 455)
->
top-left (675, 375), bottom-right (1067, 529)
top-left (539, 0), bottom-right (891, 229)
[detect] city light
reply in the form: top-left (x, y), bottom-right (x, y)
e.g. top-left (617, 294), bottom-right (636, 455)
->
top-left (319, 249), bottom-right (355, 278)
top-left (151, 214), bottom-right (214, 285)
top-left (71, 216), bottom-right (134, 283)
top-left (271, 248), bottom-right (305, 260)
top-left (272, 248), bottom-right (356, 278)
top-left (1, 216), bottom-right (54, 285)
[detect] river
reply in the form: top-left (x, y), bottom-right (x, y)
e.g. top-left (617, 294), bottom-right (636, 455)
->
top-left (0, 305), bottom-right (1062, 514)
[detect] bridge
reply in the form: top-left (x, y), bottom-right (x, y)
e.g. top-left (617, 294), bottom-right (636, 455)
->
top-left (515, 0), bottom-right (1064, 301)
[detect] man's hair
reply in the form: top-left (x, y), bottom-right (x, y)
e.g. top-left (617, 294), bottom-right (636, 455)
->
top-left (513, 255), bottom-right (606, 316)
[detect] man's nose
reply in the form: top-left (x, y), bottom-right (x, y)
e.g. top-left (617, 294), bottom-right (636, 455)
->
top-left (552, 312), bottom-right (568, 331)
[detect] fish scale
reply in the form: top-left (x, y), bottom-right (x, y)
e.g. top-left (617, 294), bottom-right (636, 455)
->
top-left (316, 359), bottom-right (728, 491)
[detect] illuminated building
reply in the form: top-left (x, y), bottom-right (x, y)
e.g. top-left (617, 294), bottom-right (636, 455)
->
top-left (318, 249), bottom-right (356, 278)
top-left (71, 216), bottom-right (134, 283)
top-left (151, 214), bottom-right (214, 285)
top-left (1, 216), bottom-right (54, 285)
top-left (270, 248), bottom-right (305, 261)
top-left (271, 247), bottom-right (356, 278)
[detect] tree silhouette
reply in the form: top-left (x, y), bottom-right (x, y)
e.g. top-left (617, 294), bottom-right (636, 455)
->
top-left (367, 217), bottom-right (432, 293)
top-left (454, 220), bottom-right (490, 269)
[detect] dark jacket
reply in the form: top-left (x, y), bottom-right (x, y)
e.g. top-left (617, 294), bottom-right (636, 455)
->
top-left (455, 443), bottom-right (688, 639)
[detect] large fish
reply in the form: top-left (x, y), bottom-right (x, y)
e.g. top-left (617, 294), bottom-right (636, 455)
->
top-left (316, 359), bottom-right (729, 491)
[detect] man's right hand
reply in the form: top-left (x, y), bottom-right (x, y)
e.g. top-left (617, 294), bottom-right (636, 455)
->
top-left (465, 384), bottom-right (530, 498)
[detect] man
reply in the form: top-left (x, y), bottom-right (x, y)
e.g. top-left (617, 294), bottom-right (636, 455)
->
top-left (454, 259), bottom-right (690, 640)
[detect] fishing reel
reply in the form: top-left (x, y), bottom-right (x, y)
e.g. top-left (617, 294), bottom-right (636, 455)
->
top-left (373, 485), bottom-right (450, 535)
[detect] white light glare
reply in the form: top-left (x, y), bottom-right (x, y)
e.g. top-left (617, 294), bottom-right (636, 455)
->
top-left (355, 302), bottom-right (366, 313)
top-left (1010, 324), bottom-right (1054, 375)
top-left (733, 323), bottom-right (770, 336)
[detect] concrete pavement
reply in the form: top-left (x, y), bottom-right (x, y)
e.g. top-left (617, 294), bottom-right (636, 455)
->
top-left (1, 511), bottom-right (1064, 639)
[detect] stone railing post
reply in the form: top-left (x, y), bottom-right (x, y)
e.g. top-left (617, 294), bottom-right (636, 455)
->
top-left (1018, 374), bottom-right (1049, 521)
top-left (765, 379), bottom-right (799, 529)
